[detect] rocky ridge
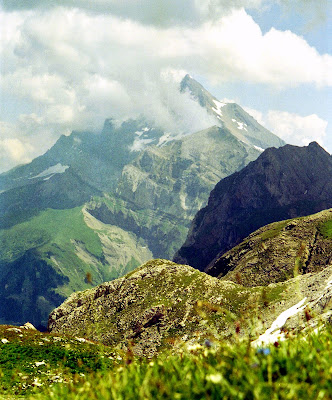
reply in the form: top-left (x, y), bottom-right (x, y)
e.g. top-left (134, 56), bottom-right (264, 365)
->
top-left (48, 253), bottom-right (332, 356)
top-left (209, 208), bottom-right (332, 286)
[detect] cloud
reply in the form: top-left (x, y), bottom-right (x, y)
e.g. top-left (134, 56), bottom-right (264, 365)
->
top-left (266, 110), bottom-right (328, 146)
top-left (244, 106), bottom-right (328, 148)
top-left (0, 121), bottom-right (34, 172)
top-left (0, 6), bottom-right (331, 171)
top-left (0, 0), bottom-right (264, 26)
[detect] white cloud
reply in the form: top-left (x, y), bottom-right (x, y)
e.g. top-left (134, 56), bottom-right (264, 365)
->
top-left (266, 110), bottom-right (328, 146)
top-left (243, 107), bottom-right (265, 125)
top-left (1, 0), bottom-right (265, 26)
top-left (243, 106), bottom-right (328, 148)
top-left (0, 6), bottom-right (331, 171)
top-left (0, 121), bottom-right (34, 172)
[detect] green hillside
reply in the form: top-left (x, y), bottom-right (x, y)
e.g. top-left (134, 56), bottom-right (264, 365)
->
top-left (0, 207), bottom-right (151, 327)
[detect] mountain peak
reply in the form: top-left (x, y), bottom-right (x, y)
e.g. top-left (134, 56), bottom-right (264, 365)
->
top-left (180, 74), bottom-right (217, 109)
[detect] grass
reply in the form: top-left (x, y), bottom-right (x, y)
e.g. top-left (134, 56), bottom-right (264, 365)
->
top-left (319, 220), bottom-right (332, 239)
top-left (0, 207), bottom-right (103, 263)
top-left (0, 325), bottom-right (117, 397)
top-left (0, 207), bottom-right (105, 296)
top-left (24, 324), bottom-right (332, 400)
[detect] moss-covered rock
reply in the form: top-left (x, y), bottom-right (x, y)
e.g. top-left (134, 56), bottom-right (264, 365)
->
top-left (48, 260), bottom-right (253, 357)
top-left (209, 208), bottom-right (332, 287)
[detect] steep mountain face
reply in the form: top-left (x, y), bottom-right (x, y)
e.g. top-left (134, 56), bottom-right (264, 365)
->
top-left (88, 125), bottom-right (261, 259)
top-left (208, 208), bottom-right (332, 286)
top-left (48, 258), bottom-right (332, 356)
top-left (174, 142), bottom-right (332, 271)
top-left (0, 75), bottom-right (285, 327)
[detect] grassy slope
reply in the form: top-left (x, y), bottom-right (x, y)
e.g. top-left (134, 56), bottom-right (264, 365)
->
top-left (0, 207), bottom-right (104, 297)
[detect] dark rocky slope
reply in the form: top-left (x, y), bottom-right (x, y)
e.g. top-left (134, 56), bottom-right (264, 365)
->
top-left (174, 142), bottom-right (332, 272)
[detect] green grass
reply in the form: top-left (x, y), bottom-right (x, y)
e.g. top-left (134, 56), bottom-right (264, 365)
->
top-left (319, 220), bottom-right (332, 239)
top-left (0, 207), bottom-right (105, 296)
top-left (29, 325), bottom-right (332, 400)
top-left (0, 326), bottom-right (116, 397)
top-left (0, 207), bottom-right (103, 263)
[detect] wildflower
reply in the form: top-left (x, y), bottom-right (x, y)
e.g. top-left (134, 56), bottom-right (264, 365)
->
top-left (187, 343), bottom-right (203, 351)
top-left (257, 347), bottom-right (270, 355)
top-left (204, 339), bottom-right (213, 348)
top-left (35, 361), bottom-right (46, 367)
top-left (206, 373), bottom-right (222, 384)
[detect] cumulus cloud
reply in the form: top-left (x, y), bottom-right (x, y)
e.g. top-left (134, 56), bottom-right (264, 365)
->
top-left (0, 121), bottom-right (34, 172)
top-left (244, 106), bottom-right (328, 148)
top-left (1, 0), bottom-right (265, 26)
top-left (0, 5), bottom-right (331, 171)
top-left (266, 111), bottom-right (328, 146)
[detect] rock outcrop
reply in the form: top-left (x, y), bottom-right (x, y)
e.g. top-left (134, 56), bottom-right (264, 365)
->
top-left (208, 208), bottom-right (332, 286)
top-left (174, 142), bottom-right (332, 272)
top-left (48, 258), bottom-right (332, 355)
top-left (48, 260), bottom-right (252, 356)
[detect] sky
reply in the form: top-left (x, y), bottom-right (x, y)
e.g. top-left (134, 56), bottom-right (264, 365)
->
top-left (0, 0), bottom-right (331, 173)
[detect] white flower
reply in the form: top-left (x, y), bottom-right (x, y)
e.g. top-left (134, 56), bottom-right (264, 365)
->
top-left (206, 373), bottom-right (222, 384)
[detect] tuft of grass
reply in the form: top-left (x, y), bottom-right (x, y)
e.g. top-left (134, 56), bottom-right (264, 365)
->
top-left (319, 220), bottom-right (332, 239)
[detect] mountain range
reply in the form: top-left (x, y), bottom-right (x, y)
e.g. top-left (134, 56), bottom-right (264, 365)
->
top-left (0, 75), bottom-right (285, 328)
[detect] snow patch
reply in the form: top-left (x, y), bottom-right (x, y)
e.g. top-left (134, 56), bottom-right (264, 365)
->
top-left (253, 145), bottom-right (264, 152)
top-left (212, 99), bottom-right (226, 118)
top-left (232, 119), bottom-right (248, 131)
top-left (29, 164), bottom-right (69, 180)
top-left (252, 298), bottom-right (307, 346)
top-left (43, 174), bottom-right (55, 181)
top-left (158, 133), bottom-right (172, 146)
top-left (213, 99), bottom-right (226, 108)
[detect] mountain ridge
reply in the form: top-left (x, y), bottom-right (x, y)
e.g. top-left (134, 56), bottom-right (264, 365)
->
top-left (174, 141), bottom-right (332, 271)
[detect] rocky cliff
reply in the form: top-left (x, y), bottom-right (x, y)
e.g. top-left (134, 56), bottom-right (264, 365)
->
top-left (174, 142), bottom-right (332, 272)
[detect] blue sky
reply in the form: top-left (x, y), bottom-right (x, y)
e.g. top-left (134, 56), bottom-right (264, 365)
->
top-left (0, 0), bottom-right (331, 172)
